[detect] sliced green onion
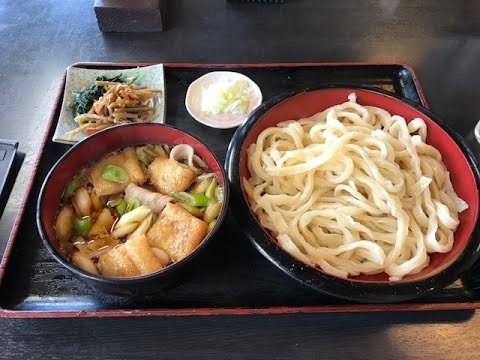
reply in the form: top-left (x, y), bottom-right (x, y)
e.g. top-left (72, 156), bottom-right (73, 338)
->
top-left (139, 155), bottom-right (150, 167)
top-left (106, 195), bottom-right (122, 207)
top-left (208, 220), bottom-right (217, 231)
top-left (126, 196), bottom-right (141, 213)
top-left (101, 164), bottom-right (128, 184)
top-left (191, 178), bottom-right (212, 194)
top-left (73, 216), bottom-right (93, 237)
top-left (215, 186), bottom-right (223, 203)
top-left (178, 203), bottom-right (205, 218)
top-left (113, 205), bottom-right (151, 234)
top-left (204, 202), bottom-right (221, 223)
top-left (205, 178), bottom-right (217, 200)
top-left (174, 192), bottom-right (209, 207)
top-left (116, 199), bottom-right (127, 215)
top-left (63, 179), bottom-right (78, 200)
top-left (201, 79), bottom-right (251, 116)
top-left (152, 145), bottom-right (168, 158)
top-left (136, 147), bottom-right (151, 166)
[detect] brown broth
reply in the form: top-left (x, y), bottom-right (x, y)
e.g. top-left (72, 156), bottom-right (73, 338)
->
top-left (54, 144), bottom-right (220, 277)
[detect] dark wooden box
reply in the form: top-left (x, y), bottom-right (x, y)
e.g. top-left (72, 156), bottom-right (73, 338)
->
top-left (94, 0), bottom-right (166, 33)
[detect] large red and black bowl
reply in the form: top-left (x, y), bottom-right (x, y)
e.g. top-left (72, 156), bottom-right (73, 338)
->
top-left (226, 85), bottom-right (480, 303)
top-left (37, 123), bottom-right (229, 296)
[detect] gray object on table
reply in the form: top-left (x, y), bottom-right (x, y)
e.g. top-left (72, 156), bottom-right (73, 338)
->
top-left (0, 139), bottom-right (18, 218)
top-left (94, 0), bottom-right (166, 32)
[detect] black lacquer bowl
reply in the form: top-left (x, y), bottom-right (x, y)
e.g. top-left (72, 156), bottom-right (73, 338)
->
top-left (226, 85), bottom-right (480, 303)
top-left (37, 123), bottom-right (229, 297)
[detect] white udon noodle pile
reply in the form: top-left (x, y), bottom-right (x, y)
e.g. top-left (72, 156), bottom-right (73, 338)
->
top-left (243, 93), bottom-right (468, 281)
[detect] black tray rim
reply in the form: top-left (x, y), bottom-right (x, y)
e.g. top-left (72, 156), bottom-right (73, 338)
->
top-left (3, 61), bottom-right (469, 318)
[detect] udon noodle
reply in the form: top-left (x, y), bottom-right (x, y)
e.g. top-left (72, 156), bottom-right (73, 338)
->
top-left (243, 93), bottom-right (468, 281)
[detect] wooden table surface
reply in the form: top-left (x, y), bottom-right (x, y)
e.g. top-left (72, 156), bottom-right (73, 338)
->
top-left (1, 0), bottom-right (480, 358)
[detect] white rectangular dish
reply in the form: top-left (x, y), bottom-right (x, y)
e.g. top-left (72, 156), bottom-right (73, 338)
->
top-left (52, 64), bottom-right (166, 145)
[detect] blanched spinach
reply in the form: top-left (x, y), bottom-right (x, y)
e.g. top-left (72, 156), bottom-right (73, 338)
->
top-left (72, 73), bottom-right (123, 116)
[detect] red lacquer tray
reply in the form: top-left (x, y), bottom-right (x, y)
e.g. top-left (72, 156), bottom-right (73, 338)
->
top-left (2, 62), bottom-right (479, 318)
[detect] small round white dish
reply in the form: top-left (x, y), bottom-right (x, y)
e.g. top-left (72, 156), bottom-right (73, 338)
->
top-left (185, 71), bottom-right (263, 129)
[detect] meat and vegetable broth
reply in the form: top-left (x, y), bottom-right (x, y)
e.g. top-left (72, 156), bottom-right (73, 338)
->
top-left (54, 144), bottom-right (222, 277)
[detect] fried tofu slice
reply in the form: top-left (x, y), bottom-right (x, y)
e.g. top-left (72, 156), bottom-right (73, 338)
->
top-left (97, 234), bottom-right (163, 277)
top-left (90, 147), bottom-right (146, 197)
top-left (147, 203), bottom-right (208, 262)
top-left (124, 234), bottom-right (163, 274)
top-left (97, 246), bottom-right (141, 277)
top-left (147, 158), bottom-right (196, 195)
